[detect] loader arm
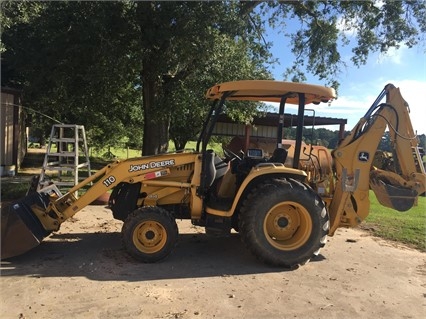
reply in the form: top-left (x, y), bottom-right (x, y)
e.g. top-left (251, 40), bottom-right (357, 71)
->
top-left (1, 152), bottom-right (203, 259)
top-left (328, 84), bottom-right (425, 235)
top-left (34, 152), bottom-right (202, 232)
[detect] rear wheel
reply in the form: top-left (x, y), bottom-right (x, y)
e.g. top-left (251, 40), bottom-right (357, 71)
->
top-left (239, 178), bottom-right (328, 267)
top-left (122, 206), bottom-right (178, 263)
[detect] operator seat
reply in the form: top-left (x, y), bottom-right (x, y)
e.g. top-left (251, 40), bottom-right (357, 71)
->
top-left (200, 150), bottom-right (229, 195)
top-left (269, 148), bottom-right (288, 164)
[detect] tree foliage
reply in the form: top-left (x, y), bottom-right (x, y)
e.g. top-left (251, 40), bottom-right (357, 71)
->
top-left (1, 1), bottom-right (424, 154)
top-left (1, 1), bottom-right (142, 148)
top-left (168, 28), bottom-right (272, 150)
top-left (133, 1), bottom-right (275, 154)
top-left (265, 0), bottom-right (425, 90)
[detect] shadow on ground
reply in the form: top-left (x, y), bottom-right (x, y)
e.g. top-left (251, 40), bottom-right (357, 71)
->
top-left (0, 231), bottom-right (325, 281)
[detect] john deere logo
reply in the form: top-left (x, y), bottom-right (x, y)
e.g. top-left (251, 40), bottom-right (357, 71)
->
top-left (358, 152), bottom-right (369, 162)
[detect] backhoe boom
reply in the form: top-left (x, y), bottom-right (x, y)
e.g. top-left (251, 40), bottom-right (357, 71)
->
top-left (329, 84), bottom-right (425, 234)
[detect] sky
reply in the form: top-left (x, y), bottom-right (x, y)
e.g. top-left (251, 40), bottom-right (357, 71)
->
top-left (264, 22), bottom-right (426, 136)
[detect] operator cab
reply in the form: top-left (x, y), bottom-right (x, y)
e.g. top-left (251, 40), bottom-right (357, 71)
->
top-left (197, 80), bottom-right (335, 204)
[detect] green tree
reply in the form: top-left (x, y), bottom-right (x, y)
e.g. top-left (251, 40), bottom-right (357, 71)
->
top-left (137, 0), bottom-right (426, 153)
top-left (132, 1), bottom-right (274, 154)
top-left (2, 1), bottom-right (424, 155)
top-left (1, 1), bottom-right (272, 154)
top-left (168, 29), bottom-right (272, 150)
top-left (265, 1), bottom-right (425, 89)
top-left (418, 134), bottom-right (425, 149)
top-left (1, 1), bottom-right (142, 149)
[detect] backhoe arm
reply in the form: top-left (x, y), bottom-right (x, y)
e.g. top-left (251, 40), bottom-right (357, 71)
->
top-left (328, 84), bottom-right (425, 235)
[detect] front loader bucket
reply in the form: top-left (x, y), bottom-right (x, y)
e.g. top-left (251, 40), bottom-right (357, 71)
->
top-left (1, 192), bottom-right (52, 259)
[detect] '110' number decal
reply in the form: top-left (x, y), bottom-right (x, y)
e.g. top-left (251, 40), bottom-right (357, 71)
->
top-left (103, 176), bottom-right (116, 187)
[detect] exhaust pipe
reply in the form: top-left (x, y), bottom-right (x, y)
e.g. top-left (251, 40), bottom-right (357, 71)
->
top-left (1, 192), bottom-right (52, 259)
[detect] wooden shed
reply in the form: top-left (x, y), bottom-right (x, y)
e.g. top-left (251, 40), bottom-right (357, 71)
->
top-left (1, 87), bottom-right (26, 176)
top-left (213, 112), bottom-right (347, 153)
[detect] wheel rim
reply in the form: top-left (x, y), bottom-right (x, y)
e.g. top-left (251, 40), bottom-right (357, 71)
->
top-left (263, 201), bottom-right (312, 250)
top-left (132, 221), bottom-right (167, 254)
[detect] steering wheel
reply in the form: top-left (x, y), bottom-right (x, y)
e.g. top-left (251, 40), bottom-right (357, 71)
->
top-left (223, 147), bottom-right (242, 162)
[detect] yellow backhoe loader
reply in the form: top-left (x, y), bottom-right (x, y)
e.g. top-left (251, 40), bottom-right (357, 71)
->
top-left (1, 81), bottom-right (425, 267)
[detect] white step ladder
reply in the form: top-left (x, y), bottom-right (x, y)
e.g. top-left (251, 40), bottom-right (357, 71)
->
top-left (39, 124), bottom-right (91, 193)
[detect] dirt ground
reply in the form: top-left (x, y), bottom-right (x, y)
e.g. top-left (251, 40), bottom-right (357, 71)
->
top-left (1, 204), bottom-right (425, 319)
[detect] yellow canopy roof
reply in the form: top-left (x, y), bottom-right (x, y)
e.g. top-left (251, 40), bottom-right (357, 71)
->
top-left (205, 80), bottom-right (336, 105)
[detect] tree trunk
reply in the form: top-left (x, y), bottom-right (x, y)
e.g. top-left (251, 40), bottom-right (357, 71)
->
top-left (141, 77), bottom-right (170, 156)
top-left (172, 139), bottom-right (187, 151)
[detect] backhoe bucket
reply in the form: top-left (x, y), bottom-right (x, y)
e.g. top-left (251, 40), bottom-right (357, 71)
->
top-left (370, 170), bottom-right (417, 212)
top-left (1, 192), bottom-right (52, 259)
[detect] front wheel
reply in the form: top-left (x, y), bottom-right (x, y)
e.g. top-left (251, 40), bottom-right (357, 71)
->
top-left (239, 178), bottom-right (329, 267)
top-left (122, 206), bottom-right (178, 263)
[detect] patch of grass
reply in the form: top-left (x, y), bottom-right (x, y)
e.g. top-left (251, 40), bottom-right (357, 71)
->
top-left (179, 141), bottom-right (223, 155)
top-left (89, 140), bottom-right (223, 160)
top-left (90, 147), bottom-right (141, 160)
top-left (364, 191), bottom-right (426, 251)
top-left (0, 181), bottom-right (31, 201)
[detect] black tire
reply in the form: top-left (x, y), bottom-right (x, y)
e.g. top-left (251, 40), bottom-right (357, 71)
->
top-left (239, 178), bottom-right (329, 267)
top-left (122, 206), bottom-right (178, 263)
